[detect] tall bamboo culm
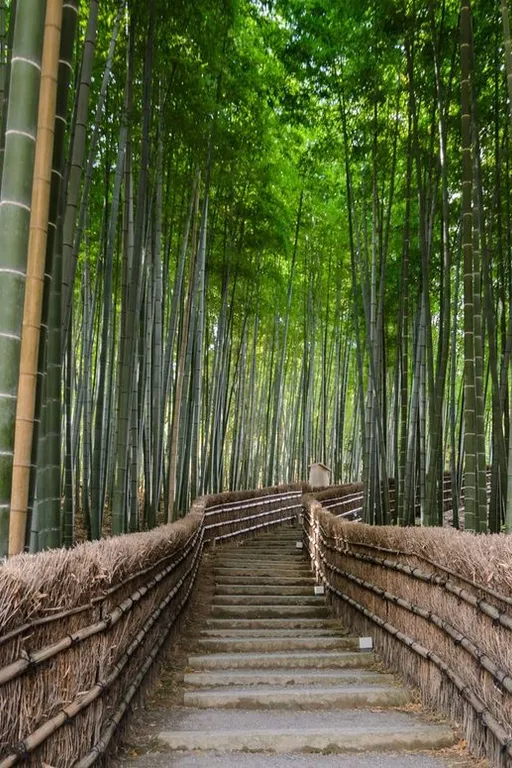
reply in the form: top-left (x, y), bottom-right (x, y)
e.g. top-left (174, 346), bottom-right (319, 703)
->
top-left (9, 0), bottom-right (63, 556)
top-left (0, 1), bottom-right (46, 557)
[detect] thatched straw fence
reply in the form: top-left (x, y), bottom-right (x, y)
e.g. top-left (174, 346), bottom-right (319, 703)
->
top-left (0, 483), bottom-right (304, 767)
top-left (303, 492), bottom-right (512, 768)
top-left (313, 483), bottom-right (366, 520)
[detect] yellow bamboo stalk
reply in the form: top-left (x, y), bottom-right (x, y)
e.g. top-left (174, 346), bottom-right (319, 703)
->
top-left (9, 0), bottom-right (63, 556)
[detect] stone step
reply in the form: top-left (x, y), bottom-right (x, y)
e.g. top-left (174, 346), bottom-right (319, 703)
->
top-left (183, 683), bottom-right (410, 709)
top-left (239, 535), bottom-right (301, 541)
top-left (216, 561), bottom-right (308, 569)
top-left (216, 556), bottom-right (305, 562)
top-left (215, 553), bottom-right (306, 562)
top-left (236, 542), bottom-right (303, 548)
top-left (205, 617), bottom-right (340, 630)
top-left (214, 575), bottom-right (315, 586)
top-left (213, 571), bottom-right (313, 581)
top-left (211, 604), bottom-right (329, 619)
top-left (215, 584), bottom-right (314, 595)
top-left (196, 636), bottom-right (359, 653)
top-left (235, 540), bottom-right (301, 547)
top-left (212, 594), bottom-right (324, 606)
top-left (184, 669), bottom-right (392, 687)
top-left (214, 565), bottom-right (311, 575)
top-left (201, 628), bottom-right (346, 638)
top-left (145, 751), bottom-right (458, 768)
top-left (157, 708), bottom-right (455, 754)
top-left (187, 650), bottom-right (376, 670)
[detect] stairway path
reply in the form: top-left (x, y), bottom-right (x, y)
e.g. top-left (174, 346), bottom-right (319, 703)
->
top-left (120, 525), bottom-right (481, 768)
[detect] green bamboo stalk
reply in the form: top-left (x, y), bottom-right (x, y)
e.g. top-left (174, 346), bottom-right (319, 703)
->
top-left (60, 0), bottom-right (99, 339)
top-left (63, 4), bottom-right (122, 341)
top-left (0, 0), bottom-right (46, 556)
top-left (112, 4), bottom-right (154, 534)
top-left (460, 0), bottom-right (478, 532)
top-left (29, 0), bottom-right (78, 552)
top-left (0, 0), bottom-right (15, 182)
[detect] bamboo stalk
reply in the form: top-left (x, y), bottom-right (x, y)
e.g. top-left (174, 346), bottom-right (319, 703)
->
top-left (8, 0), bottom-right (63, 556)
top-left (0, 0), bottom-right (46, 557)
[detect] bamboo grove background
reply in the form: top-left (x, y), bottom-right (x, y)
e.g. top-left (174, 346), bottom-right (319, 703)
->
top-left (1, 0), bottom-right (512, 555)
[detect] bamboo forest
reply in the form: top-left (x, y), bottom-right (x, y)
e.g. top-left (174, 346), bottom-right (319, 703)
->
top-left (1, 0), bottom-right (512, 558)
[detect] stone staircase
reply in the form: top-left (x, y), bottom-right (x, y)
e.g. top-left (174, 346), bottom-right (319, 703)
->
top-left (149, 525), bottom-right (456, 766)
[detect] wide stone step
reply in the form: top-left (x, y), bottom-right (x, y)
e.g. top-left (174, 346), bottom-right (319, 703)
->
top-left (212, 594), bottom-right (323, 606)
top-left (205, 617), bottom-right (340, 630)
top-left (184, 669), bottom-right (393, 687)
top-left (236, 541), bottom-right (303, 548)
top-left (198, 636), bottom-right (357, 654)
top-left (148, 752), bottom-right (458, 768)
top-left (215, 560), bottom-right (310, 569)
top-left (214, 565), bottom-right (311, 575)
top-left (201, 628), bottom-right (346, 638)
top-left (183, 683), bottom-right (410, 709)
top-left (238, 528), bottom-right (302, 549)
top-left (216, 554), bottom-right (306, 562)
top-left (217, 562), bottom-right (308, 570)
top-left (211, 604), bottom-right (329, 619)
top-left (214, 575), bottom-right (315, 586)
top-left (188, 650), bottom-right (376, 670)
top-left (157, 708), bottom-right (455, 754)
top-left (215, 584), bottom-right (314, 595)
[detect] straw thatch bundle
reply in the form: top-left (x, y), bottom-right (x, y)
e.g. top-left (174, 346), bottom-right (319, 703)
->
top-left (312, 483), bottom-right (364, 502)
top-left (0, 509), bottom-right (204, 766)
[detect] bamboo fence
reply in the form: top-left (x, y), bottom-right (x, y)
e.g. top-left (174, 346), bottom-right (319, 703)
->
top-left (303, 491), bottom-right (512, 768)
top-left (0, 483), bottom-right (303, 766)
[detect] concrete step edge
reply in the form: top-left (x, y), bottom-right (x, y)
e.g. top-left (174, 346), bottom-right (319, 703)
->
top-left (158, 725), bottom-right (455, 754)
top-left (183, 684), bottom-right (410, 709)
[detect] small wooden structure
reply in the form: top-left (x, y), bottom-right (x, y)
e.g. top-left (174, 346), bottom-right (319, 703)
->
top-left (308, 462), bottom-right (331, 488)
